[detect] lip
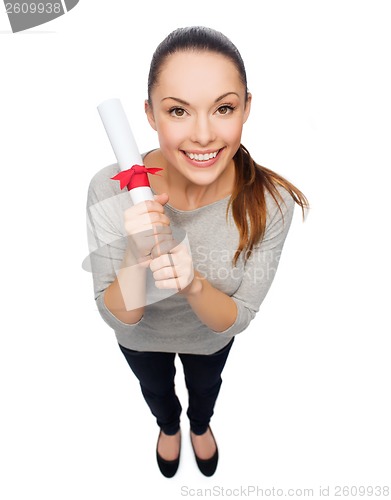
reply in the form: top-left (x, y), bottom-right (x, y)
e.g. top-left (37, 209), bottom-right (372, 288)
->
top-left (181, 148), bottom-right (224, 168)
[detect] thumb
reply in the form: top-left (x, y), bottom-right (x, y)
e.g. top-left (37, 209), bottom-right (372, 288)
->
top-left (153, 192), bottom-right (169, 205)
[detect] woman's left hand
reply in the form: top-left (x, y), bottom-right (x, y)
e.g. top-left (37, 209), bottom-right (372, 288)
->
top-left (149, 239), bottom-right (195, 293)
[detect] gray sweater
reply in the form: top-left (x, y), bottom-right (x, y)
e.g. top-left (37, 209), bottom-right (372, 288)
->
top-left (86, 163), bottom-right (295, 355)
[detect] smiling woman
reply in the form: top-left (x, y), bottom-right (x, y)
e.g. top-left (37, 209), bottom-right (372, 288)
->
top-left (86, 26), bottom-right (309, 479)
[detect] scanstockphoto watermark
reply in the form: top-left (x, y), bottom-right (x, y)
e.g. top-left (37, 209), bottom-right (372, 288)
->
top-left (194, 245), bottom-right (282, 284)
top-left (180, 485), bottom-right (315, 497)
top-left (3, 0), bottom-right (79, 32)
top-left (180, 484), bottom-right (391, 497)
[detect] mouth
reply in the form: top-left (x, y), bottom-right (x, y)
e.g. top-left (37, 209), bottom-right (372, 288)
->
top-left (181, 148), bottom-right (224, 167)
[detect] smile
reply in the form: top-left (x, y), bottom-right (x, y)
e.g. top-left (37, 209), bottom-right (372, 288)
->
top-left (184, 150), bottom-right (220, 161)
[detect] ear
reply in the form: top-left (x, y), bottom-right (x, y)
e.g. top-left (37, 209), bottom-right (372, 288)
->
top-left (145, 99), bottom-right (157, 131)
top-left (243, 92), bottom-right (252, 124)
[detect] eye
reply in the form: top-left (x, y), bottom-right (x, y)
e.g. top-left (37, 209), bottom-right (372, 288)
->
top-left (216, 105), bottom-right (235, 115)
top-left (169, 107), bottom-right (187, 118)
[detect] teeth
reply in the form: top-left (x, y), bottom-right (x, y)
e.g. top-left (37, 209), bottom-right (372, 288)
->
top-left (185, 151), bottom-right (219, 161)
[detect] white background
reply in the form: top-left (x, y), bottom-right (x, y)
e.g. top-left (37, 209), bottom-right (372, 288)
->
top-left (1, 1), bottom-right (390, 499)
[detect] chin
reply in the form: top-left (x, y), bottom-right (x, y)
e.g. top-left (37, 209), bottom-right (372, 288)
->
top-left (181, 175), bottom-right (214, 185)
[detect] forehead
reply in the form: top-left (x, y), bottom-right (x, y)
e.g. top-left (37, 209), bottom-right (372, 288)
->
top-left (153, 50), bottom-right (245, 100)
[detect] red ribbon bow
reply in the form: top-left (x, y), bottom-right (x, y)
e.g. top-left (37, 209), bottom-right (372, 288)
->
top-left (111, 164), bottom-right (163, 191)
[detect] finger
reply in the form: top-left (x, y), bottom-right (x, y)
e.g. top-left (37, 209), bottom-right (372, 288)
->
top-left (126, 199), bottom-right (162, 216)
top-left (150, 252), bottom-right (182, 291)
top-left (138, 211), bottom-right (171, 228)
top-left (151, 228), bottom-right (173, 257)
top-left (134, 224), bottom-right (172, 238)
top-left (150, 237), bottom-right (177, 258)
top-left (130, 231), bottom-right (173, 256)
top-left (126, 227), bottom-right (172, 259)
top-left (151, 260), bottom-right (178, 281)
top-left (149, 252), bottom-right (174, 271)
top-left (124, 213), bottom-right (171, 234)
top-left (153, 193), bottom-right (169, 206)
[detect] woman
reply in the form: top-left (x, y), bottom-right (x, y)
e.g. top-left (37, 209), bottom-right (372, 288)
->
top-left (86, 26), bottom-right (308, 478)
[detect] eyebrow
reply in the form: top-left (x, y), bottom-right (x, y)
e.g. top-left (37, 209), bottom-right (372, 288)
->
top-left (161, 92), bottom-right (240, 105)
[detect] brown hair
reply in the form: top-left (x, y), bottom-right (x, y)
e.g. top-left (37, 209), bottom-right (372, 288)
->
top-left (230, 144), bottom-right (308, 266)
top-left (148, 26), bottom-right (309, 266)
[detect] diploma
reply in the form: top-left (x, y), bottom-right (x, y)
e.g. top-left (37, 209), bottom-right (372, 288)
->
top-left (97, 98), bottom-right (162, 204)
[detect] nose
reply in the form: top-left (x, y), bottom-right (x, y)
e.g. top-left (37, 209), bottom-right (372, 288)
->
top-left (190, 114), bottom-right (216, 146)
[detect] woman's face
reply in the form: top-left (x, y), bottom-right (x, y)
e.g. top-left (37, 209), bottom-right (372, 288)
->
top-left (145, 50), bottom-right (251, 187)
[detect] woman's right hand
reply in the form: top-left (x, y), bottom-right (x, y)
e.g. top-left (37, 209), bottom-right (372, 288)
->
top-left (124, 193), bottom-right (173, 266)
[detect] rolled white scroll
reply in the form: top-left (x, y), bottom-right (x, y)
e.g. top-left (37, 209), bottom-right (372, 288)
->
top-left (97, 98), bottom-right (156, 204)
top-left (96, 98), bottom-right (191, 294)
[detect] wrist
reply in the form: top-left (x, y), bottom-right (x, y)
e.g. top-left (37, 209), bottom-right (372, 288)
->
top-left (180, 270), bottom-right (204, 297)
top-left (123, 245), bottom-right (151, 269)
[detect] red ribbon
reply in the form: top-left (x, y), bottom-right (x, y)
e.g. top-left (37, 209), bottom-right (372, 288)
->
top-left (111, 164), bottom-right (163, 191)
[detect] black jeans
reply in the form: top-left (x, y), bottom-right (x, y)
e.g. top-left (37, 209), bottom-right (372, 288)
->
top-left (118, 337), bottom-right (234, 436)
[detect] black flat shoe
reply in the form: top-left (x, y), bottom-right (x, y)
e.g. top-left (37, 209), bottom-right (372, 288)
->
top-left (190, 426), bottom-right (218, 477)
top-left (156, 430), bottom-right (181, 478)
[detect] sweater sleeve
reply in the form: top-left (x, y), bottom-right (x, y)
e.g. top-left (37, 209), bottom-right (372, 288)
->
top-left (210, 187), bottom-right (295, 336)
top-left (85, 168), bottom-right (145, 333)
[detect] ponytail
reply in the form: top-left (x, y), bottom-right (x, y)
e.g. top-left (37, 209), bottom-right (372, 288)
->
top-left (228, 144), bottom-right (309, 266)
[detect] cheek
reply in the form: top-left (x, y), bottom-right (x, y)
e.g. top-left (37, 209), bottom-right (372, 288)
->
top-left (217, 118), bottom-right (243, 145)
top-left (157, 122), bottom-right (187, 150)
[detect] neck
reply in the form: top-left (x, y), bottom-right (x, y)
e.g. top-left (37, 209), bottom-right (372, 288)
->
top-left (167, 161), bottom-right (235, 209)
